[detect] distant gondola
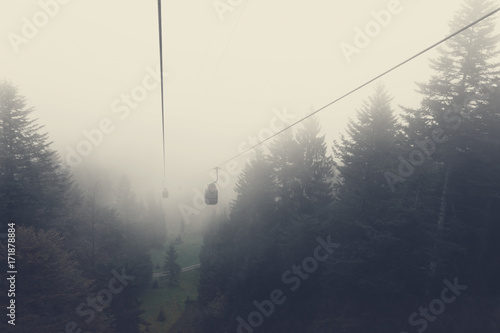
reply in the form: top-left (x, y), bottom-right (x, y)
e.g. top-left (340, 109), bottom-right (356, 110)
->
top-left (204, 183), bottom-right (218, 205)
top-left (204, 167), bottom-right (220, 205)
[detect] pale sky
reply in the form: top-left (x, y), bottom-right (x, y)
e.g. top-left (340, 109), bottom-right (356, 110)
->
top-left (2, 0), bottom-right (495, 223)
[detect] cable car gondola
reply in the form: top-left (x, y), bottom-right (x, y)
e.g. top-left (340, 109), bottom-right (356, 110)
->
top-left (204, 167), bottom-right (219, 205)
top-left (204, 183), bottom-right (218, 205)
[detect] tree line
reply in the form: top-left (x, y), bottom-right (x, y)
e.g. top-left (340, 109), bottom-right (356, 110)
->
top-left (187, 1), bottom-right (500, 332)
top-left (0, 83), bottom-right (167, 332)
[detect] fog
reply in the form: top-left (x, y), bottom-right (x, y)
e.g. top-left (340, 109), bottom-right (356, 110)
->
top-left (1, 0), bottom-right (475, 225)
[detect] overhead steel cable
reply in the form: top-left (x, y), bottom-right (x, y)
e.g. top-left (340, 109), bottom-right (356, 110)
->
top-left (157, 0), bottom-right (166, 184)
top-left (210, 5), bottom-right (500, 171)
top-left (194, 0), bottom-right (249, 114)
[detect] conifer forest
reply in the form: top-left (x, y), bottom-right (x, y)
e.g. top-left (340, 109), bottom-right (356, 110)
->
top-left (1, 0), bottom-right (500, 332)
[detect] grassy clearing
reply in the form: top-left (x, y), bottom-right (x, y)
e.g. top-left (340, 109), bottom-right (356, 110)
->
top-left (139, 270), bottom-right (200, 332)
top-left (140, 228), bottom-right (204, 332)
top-left (150, 230), bottom-right (203, 273)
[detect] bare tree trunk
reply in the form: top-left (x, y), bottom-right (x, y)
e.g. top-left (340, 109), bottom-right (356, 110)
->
top-left (437, 164), bottom-right (452, 229)
top-left (428, 163), bottom-right (452, 288)
top-left (474, 198), bottom-right (492, 289)
top-left (91, 182), bottom-right (99, 267)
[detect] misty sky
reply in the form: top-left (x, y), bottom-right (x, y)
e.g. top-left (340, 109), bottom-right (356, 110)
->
top-left (2, 0), bottom-right (492, 207)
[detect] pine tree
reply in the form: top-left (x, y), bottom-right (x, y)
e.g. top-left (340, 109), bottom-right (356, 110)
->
top-left (306, 84), bottom-right (423, 332)
top-left (232, 148), bottom-right (275, 221)
top-left (0, 81), bottom-right (70, 230)
top-left (164, 244), bottom-right (181, 285)
top-left (267, 129), bottom-right (302, 221)
top-left (143, 194), bottom-right (167, 249)
top-left (116, 175), bottom-right (140, 237)
top-left (294, 115), bottom-right (334, 213)
top-left (156, 305), bottom-right (166, 322)
top-left (333, 83), bottom-right (401, 220)
top-left (198, 218), bottom-right (232, 306)
top-left (0, 226), bottom-right (92, 332)
top-left (403, 0), bottom-right (500, 284)
top-left (450, 83), bottom-right (500, 292)
top-left (275, 116), bottom-right (335, 301)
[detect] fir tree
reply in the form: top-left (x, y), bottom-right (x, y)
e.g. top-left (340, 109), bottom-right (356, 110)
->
top-left (116, 175), bottom-right (139, 237)
top-left (156, 305), bottom-right (166, 322)
top-left (164, 244), bottom-right (181, 285)
top-left (231, 148), bottom-right (275, 221)
top-left (0, 226), bottom-right (92, 332)
top-left (333, 83), bottom-right (401, 220)
top-left (403, 0), bottom-right (500, 284)
top-left (294, 115), bottom-right (335, 213)
top-left (0, 81), bottom-right (70, 230)
top-left (267, 129), bottom-right (302, 221)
